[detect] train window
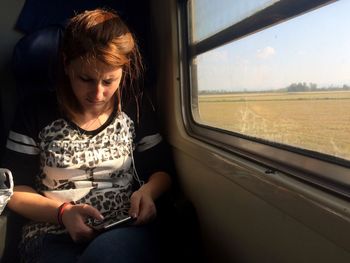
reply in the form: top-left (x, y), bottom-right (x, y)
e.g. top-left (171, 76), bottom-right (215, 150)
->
top-left (180, 0), bottom-right (350, 196)
top-left (189, 0), bottom-right (278, 43)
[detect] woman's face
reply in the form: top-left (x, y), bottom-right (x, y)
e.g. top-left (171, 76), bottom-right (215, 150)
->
top-left (65, 57), bottom-right (123, 114)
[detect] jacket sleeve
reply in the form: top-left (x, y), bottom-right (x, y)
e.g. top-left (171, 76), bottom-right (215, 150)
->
top-left (0, 98), bottom-right (41, 188)
top-left (125, 93), bottom-right (175, 183)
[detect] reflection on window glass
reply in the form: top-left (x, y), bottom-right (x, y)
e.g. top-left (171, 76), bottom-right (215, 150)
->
top-left (189, 0), bottom-right (278, 43)
top-left (192, 1), bottom-right (350, 161)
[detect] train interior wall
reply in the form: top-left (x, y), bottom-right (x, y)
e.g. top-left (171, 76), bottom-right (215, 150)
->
top-left (150, 0), bottom-right (350, 262)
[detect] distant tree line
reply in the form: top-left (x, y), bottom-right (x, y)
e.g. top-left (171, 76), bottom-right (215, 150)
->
top-left (285, 82), bottom-right (350, 92)
top-left (198, 83), bottom-right (350, 95)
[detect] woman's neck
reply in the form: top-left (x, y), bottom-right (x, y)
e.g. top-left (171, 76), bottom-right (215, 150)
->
top-left (72, 104), bottom-right (114, 131)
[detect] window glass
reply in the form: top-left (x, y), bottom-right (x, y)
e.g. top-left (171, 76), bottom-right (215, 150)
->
top-left (189, 0), bottom-right (278, 43)
top-left (191, 0), bottom-right (350, 161)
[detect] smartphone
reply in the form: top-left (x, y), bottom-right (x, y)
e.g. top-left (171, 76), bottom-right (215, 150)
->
top-left (90, 216), bottom-right (136, 231)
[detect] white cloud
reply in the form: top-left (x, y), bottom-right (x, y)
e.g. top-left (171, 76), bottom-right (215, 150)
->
top-left (256, 46), bottom-right (275, 59)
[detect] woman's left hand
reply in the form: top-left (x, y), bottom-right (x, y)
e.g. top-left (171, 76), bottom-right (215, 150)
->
top-left (129, 187), bottom-right (157, 225)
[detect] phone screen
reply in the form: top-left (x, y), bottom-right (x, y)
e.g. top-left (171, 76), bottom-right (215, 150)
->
top-left (90, 216), bottom-right (136, 231)
top-left (104, 216), bottom-right (135, 230)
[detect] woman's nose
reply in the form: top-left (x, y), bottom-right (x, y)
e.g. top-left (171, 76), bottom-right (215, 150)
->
top-left (92, 82), bottom-right (104, 101)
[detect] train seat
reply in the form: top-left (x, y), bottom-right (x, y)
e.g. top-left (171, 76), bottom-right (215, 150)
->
top-left (12, 26), bottom-right (63, 99)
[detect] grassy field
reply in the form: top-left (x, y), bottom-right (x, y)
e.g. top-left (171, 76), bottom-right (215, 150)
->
top-left (198, 91), bottom-right (350, 161)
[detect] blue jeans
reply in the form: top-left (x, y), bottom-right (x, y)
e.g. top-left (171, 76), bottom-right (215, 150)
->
top-left (23, 225), bottom-right (160, 263)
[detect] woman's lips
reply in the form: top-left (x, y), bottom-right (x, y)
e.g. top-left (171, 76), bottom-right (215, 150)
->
top-left (86, 99), bottom-right (105, 105)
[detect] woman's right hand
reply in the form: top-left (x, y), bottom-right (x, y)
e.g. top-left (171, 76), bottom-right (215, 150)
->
top-left (61, 203), bottom-right (104, 243)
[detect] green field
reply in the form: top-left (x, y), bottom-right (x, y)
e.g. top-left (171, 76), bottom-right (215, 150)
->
top-left (198, 91), bottom-right (350, 161)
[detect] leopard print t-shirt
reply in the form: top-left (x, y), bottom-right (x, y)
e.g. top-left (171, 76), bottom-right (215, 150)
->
top-left (7, 96), bottom-right (136, 242)
top-left (4, 92), bottom-right (172, 249)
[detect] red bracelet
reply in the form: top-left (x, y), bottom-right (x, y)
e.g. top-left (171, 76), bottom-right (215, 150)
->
top-left (57, 202), bottom-right (73, 227)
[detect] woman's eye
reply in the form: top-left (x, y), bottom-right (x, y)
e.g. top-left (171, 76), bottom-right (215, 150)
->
top-left (103, 80), bottom-right (114, 86)
top-left (79, 76), bottom-right (92, 82)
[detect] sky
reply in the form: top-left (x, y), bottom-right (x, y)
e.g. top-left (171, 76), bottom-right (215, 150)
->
top-left (193, 0), bottom-right (350, 91)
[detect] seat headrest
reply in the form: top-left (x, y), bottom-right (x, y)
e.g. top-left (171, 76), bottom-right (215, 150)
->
top-left (12, 26), bottom-right (63, 97)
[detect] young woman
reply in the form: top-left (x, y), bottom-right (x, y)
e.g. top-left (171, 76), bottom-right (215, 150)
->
top-left (3, 9), bottom-right (172, 262)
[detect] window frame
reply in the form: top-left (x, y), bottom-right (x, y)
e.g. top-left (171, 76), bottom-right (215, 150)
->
top-left (177, 0), bottom-right (350, 199)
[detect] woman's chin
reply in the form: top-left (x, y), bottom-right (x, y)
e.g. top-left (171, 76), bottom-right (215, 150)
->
top-left (82, 102), bottom-right (106, 112)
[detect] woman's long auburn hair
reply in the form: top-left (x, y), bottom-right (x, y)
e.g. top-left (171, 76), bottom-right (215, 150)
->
top-left (57, 8), bottom-right (143, 119)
